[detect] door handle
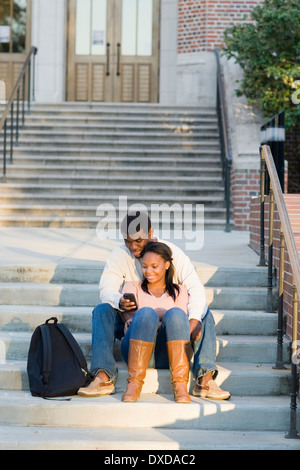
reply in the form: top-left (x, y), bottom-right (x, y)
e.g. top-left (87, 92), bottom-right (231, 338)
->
top-left (106, 43), bottom-right (110, 76)
top-left (116, 43), bottom-right (120, 76)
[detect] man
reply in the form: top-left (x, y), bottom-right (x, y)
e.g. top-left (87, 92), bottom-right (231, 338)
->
top-left (78, 211), bottom-right (230, 400)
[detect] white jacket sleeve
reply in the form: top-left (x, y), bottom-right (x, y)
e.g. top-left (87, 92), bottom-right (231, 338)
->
top-left (99, 247), bottom-right (126, 309)
top-left (167, 241), bottom-right (208, 322)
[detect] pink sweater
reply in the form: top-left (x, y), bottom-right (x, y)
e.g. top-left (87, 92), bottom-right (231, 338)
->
top-left (122, 281), bottom-right (189, 315)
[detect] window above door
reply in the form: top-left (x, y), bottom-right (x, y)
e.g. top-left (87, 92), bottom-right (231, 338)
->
top-left (0, 0), bottom-right (27, 53)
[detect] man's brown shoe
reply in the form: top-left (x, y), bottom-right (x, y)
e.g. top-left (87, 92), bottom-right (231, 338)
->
top-left (192, 379), bottom-right (230, 400)
top-left (77, 376), bottom-right (115, 397)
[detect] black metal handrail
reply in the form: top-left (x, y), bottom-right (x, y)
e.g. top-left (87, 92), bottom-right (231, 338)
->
top-left (214, 49), bottom-right (232, 232)
top-left (0, 46), bottom-right (38, 179)
top-left (259, 144), bottom-right (300, 440)
top-left (261, 111), bottom-right (285, 191)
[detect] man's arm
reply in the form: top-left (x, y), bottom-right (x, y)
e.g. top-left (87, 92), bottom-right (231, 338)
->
top-left (99, 247), bottom-right (127, 309)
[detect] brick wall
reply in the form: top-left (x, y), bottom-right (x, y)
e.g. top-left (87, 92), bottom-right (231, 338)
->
top-left (249, 196), bottom-right (300, 343)
top-left (231, 168), bottom-right (260, 230)
top-left (177, 0), bottom-right (264, 53)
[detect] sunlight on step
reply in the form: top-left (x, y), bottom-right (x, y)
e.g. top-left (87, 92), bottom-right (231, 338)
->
top-left (203, 400), bottom-right (235, 417)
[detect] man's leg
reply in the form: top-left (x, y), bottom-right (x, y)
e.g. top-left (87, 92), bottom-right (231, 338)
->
top-left (192, 310), bottom-right (230, 400)
top-left (78, 303), bottom-right (118, 397)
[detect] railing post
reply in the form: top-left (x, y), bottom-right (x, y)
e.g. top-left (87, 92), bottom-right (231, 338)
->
top-left (273, 225), bottom-right (287, 369)
top-left (258, 147), bottom-right (267, 266)
top-left (22, 74), bottom-right (25, 128)
top-left (3, 120), bottom-right (7, 178)
top-left (266, 180), bottom-right (274, 312)
top-left (27, 59), bottom-right (31, 114)
top-left (16, 88), bottom-right (20, 145)
top-left (10, 101), bottom-right (14, 164)
top-left (285, 278), bottom-right (300, 439)
top-left (225, 159), bottom-right (231, 233)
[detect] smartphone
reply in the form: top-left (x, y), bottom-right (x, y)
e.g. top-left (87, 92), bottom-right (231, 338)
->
top-left (123, 293), bottom-right (138, 309)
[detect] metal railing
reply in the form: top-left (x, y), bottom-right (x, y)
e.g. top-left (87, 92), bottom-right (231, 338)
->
top-left (259, 144), bottom-right (300, 440)
top-left (0, 46), bottom-right (38, 179)
top-left (260, 111), bottom-right (285, 191)
top-left (214, 49), bottom-right (232, 232)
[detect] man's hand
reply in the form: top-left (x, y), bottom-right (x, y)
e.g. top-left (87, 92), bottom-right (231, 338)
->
top-left (189, 319), bottom-right (202, 342)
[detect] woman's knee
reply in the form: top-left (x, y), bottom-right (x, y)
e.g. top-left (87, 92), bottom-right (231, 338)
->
top-left (163, 307), bottom-right (189, 326)
top-left (125, 307), bottom-right (159, 344)
top-left (133, 307), bottom-right (160, 327)
top-left (161, 307), bottom-right (190, 341)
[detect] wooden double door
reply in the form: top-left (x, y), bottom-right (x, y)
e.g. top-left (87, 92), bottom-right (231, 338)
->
top-left (67, 0), bottom-right (160, 103)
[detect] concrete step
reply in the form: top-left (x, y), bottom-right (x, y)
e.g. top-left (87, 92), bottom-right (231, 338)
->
top-left (27, 103), bottom-right (218, 117)
top-left (0, 306), bottom-right (276, 335)
top-left (0, 182), bottom-right (223, 198)
top-left (0, 216), bottom-right (229, 230)
top-left (5, 137), bottom-right (220, 149)
top-left (0, 194), bottom-right (225, 208)
top-left (0, 391), bottom-right (297, 432)
top-left (2, 172), bottom-right (223, 185)
top-left (0, 360), bottom-right (291, 396)
top-left (10, 130), bottom-right (220, 141)
top-left (1, 426), bottom-right (299, 450)
top-left (11, 146), bottom-right (220, 157)
top-left (17, 122), bottom-right (219, 133)
top-left (0, 263), bottom-right (268, 287)
top-left (0, 283), bottom-right (269, 309)
top-left (0, 205), bottom-right (226, 221)
top-left (0, 331), bottom-right (288, 363)
top-left (3, 164), bottom-right (222, 177)
top-left (9, 154), bottom-right (222, 168)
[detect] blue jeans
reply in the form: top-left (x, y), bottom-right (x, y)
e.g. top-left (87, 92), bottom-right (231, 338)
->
top-left (91, 303), bottom-right (218, 383)
top-left (121, 307), bottom-right (190, 368)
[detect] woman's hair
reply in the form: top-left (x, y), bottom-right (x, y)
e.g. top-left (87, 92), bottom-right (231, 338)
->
top-left (140, 241), bottom-right (180, 300)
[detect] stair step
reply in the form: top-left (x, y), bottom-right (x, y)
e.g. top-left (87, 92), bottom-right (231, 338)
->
top-left (0, 264), bottom-right (267, 287)
top-left (0, 283), bottom-right (269, 309)
top-left (0, 360), bottom-right (291, 396)
top-left (11, 146), bottom-right (220, 157)
top-left (18, 123), bottom-right (219, 133)
top-left (0, 426), bottom-right (298, 450)
top-left (0, 195), bottom-right (225, 208)
top-left (0, 305), bottom-right (276, 335)
top-left (0, 216), bottom-right (229, 229)
top-left (0, 331), bottom-right (289, 363)
top-left (0, 391), bottom-right (296, 432)
top-left (7, 154), bottom-right (222, 167)
top-left (8, 130), bottom-right (220, 141)
top-left (3, 164), bottom-right (222, 176)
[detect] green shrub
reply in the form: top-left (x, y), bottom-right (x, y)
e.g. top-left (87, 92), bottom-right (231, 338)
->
top-left (222, 0), bottom-right (300, 130)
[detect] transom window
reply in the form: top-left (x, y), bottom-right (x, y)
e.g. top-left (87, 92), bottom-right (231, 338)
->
top-left (0, 0), bottom-right (27, 53)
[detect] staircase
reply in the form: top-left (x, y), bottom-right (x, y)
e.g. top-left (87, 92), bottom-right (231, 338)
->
top-left (0, 102), bottom-right (298, 449)
top-left (0, 230), bottom-right (298, 450)
top-left (0, 102), bottom-right (228, 229)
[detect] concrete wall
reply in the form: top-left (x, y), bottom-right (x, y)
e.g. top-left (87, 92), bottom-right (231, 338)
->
top-left (31, 0), bottom-right (67, 103)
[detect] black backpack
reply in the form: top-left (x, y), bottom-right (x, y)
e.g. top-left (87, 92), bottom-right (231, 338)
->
top-left (27, 317), bottom-right (93, 398)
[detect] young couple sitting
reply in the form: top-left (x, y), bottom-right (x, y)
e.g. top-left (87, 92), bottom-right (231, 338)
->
top-left (78, 211), bottom-right (230, 403)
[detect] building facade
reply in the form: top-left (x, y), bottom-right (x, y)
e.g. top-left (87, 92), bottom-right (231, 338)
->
top-left (0, 0), bottom-right (264, 106)
top-left (1, 0), bottom-right (272, 230)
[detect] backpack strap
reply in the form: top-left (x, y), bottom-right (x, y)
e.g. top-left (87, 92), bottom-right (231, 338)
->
top-left (56, 323), bottom-right (88, 371)
top-left (39, 324), bottom-right (52, 394)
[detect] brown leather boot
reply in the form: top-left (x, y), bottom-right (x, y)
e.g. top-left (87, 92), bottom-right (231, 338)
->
top-left (167, 340), bottom-right (191, 403)
top-left (122, 339), bottom-right (154, 402)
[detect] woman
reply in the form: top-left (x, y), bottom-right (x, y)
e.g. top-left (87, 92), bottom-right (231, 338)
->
top-left (120, 241), bottom-right (191, 404)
